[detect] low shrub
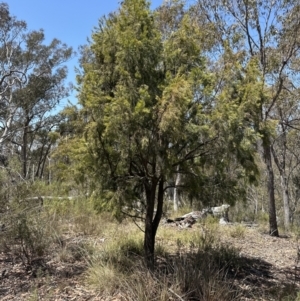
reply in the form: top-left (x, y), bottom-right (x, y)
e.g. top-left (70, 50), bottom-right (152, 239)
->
top-left (0, 208), bottom-right (56, 266)
top-left (230, 224), bottom-right (246, 239)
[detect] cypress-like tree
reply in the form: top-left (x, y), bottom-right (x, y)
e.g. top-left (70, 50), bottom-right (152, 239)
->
top-left (78, 0), bottom-right (218, 267)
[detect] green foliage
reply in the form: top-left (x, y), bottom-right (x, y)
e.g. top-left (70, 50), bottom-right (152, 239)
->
top-left (214, 56), bottom-right (262, 180)
top-left (0, 208), bottom-right (56, 266)
top-left (204, 214), bottom-right (220, 225)
top-left (49, 0), bottom-right (265, 265)
top-left (0, 3), bottom-right (73, 183)
top-left (71, 0), bottom-right (259, 218)
top-left (71, 1), bottom-right (220, 262)
top-left (230, 225), bottom-right (246, 239)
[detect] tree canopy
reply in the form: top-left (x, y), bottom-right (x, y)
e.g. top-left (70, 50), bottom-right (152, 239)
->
top-left (74, 0), bottom-right (259, 266)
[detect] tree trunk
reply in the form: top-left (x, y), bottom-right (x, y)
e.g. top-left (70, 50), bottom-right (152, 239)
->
top-left (144, 213), bottom-right (155, 269)
top-left (0, 91), bottom-right (14, 147)
top-left (263, 144), bottom-right (279, 236)
top-left (40, 144), bottom-right (52, 180)
top-left (173, 169), bottom-right (181, 211)
top-left (22, 124), bottom-right (28, 178)
top-left (281, 174), bottom-right (290, 230)
top-left (271, 139), bottom-right (290, 230)
top-left (144, 177), bottom-right (164, 269)
top-left (35, 143), bottom-right (46, 178)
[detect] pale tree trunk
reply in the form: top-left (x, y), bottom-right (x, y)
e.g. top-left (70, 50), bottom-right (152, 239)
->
top-left (272, 145), bottom-right (290, 229)
top-left (173, 168), bottom-right (181, 212)
top-left (281, 174), bottom-right (290, 229)
top-left (0, 91), bottom-right (16, 146)
top-left (22, 118), bottom-right (30, 178)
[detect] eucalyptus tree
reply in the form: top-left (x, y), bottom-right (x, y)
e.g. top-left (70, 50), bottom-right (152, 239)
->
top-left (194, 0), bottom-right (300, 236)
top-left (0, 2), bottom-right (73, 180)
top-left (11, 37), bottom-right (72, 179)
top-left (0, 2), bottom-right (27, 146)
top-left (271, 89), bottom-right (300, 228)
top-left (285, 130), bottom-right (300, 223)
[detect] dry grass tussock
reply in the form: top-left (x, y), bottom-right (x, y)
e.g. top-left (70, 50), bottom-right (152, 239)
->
top-left (85, 225), bottom-right (242, 301)
top-left (1, 199), bottom-right (300, 300)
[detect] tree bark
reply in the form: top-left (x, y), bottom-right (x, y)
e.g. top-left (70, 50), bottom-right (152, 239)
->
top-left (173, 169), bottom-right (181, 211)
top-left (144, 177), bottom-right (164, 269)
top-left (38, 143), bottom-right (52, 179)
top-left (281, 174), bottom-right (290, 229)
top-left (263, 144), bottom-right (279, 236)
top-left (271, 145), bottom-right (290, 229)
top-left (0, 91), bottom-right (15, 147)
top-left (22, 122), bottom-right (28, 178)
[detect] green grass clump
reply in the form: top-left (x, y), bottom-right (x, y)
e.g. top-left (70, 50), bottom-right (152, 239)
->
top-left (230, 224), bottom-right (246, 239)
top-left (85, 222), bottom-right (242, 301)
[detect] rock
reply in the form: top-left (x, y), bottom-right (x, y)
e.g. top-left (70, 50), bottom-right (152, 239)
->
top-left (219, 217), bottom-right (228, 225)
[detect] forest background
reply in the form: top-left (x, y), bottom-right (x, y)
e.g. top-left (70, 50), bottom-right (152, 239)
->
top-left (1, 0), bottom-right (300, 278)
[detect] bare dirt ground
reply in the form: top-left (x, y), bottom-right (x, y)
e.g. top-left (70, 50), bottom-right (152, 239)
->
top-left (0, 224), bottom-right (300, 300)
top-left (219, 225), bottom-right (300, 300)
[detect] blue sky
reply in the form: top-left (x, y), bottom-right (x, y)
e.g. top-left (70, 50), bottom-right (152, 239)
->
top-left (7, 0), bottom-right (163, 107)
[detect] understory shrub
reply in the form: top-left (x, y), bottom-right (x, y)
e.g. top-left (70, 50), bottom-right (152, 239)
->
top-left (0, 206), bottom-right (57, 266)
